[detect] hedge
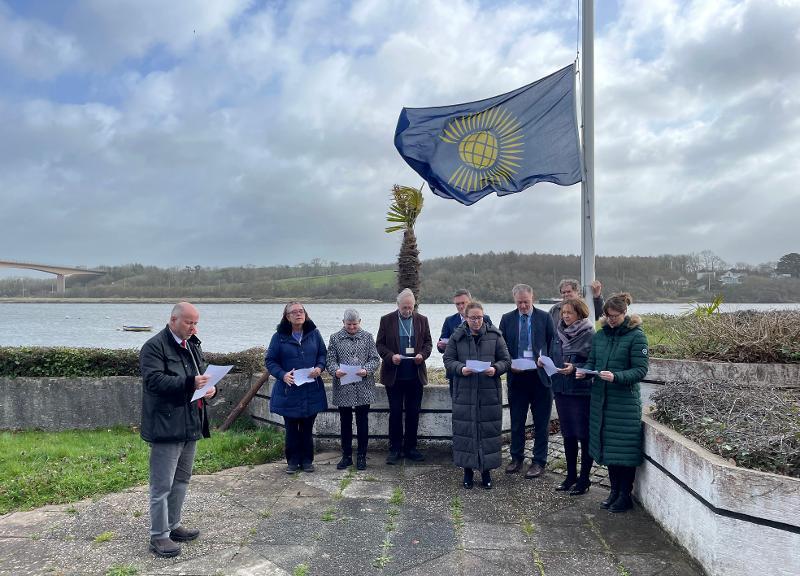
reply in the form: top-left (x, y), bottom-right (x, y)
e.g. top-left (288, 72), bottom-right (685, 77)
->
top-left (0, 347), bottom-right (266, 378)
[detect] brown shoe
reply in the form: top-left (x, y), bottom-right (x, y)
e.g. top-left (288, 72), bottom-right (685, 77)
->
top-left (169, 526), bottom-right (200, 542)
top-left (525, 462), bottom-right (544, 479)
top-left (150, 536), bottom-right (181, 557)
top-left (505, 459), bottom-right (523, 474)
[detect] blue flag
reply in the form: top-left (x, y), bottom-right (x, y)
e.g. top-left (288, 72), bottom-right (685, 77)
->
top-left (394, 64), bottom-right (582, 206)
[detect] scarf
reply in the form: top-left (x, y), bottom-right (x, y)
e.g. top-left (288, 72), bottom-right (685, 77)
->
top-left (557, 318), bottom-right (595, 357)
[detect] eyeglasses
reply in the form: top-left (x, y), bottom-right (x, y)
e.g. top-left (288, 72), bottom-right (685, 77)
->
top-left (605, 311), bottom-right (624, 320)
top-left (466, 315), bottom-right (484, 321)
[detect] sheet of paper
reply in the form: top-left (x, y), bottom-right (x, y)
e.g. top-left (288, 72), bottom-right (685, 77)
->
top-left (537, 354), bottom-right (560, 377)
top-left (400, 355), bottom-right (416, 361)
top-left (292, 368), bottom-right (316, 386)
top-left (439, 338), bottom-right (449, 344)
top-left (466, 359), bottom-right (491, 373)
top-left (191, 364), bottom-right (233, 401)
top-left (575, 368), bottom-right (599, 375)
top-left (511, 358), bottom-right (537, 371)
top-left (338, 364), bottom-right (363, 385)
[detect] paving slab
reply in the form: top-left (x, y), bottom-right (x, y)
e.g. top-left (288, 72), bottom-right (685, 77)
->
top-left (0, 436), bottom-right (705, 576)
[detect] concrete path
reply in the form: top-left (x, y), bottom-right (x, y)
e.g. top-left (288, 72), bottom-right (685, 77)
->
top-left (0, 446), bottom-right (703, 576)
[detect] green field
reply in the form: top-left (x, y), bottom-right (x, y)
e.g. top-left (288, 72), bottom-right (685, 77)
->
top-left (273, 269), bottom-right (395, 289)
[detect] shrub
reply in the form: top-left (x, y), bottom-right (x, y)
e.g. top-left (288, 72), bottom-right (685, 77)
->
top-left (656, 311), bottom-right (800, 363)
top-left (0, 347), bottom-right (266, 378)
top-left (651, 379), bottom-right (800, 478)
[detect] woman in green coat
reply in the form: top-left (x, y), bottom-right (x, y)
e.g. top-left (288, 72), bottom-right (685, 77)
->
top-left (576, 292), bottom-right (648, 513)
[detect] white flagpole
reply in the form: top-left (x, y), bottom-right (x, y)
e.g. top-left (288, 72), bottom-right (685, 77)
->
top-left (581, 0), bottom-right (596, 319)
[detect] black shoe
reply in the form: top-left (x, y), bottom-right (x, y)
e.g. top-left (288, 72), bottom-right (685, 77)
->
top-left (555, 477), bottom-right (577, 492)
top-left (301, 461), bottom-right (315, 473)
top-left (463, 469), bottom-right (474, 489)
top-left (386, 451), bottom-right (401, 465)
top-left (356, 455), bottom-right (367, 470)
top-left (601, 489), bottom-right (620, 509)
top-left (570, 479), bottom-right (591, 496)
top-left (150, 537), bottom-right (181, 557)
top-left (169, 526), bottom-right (200, 542)
top-left (609, 492), bottom-right (633, 513)
top-left (286, 462), bottom-right (300, 474)
top-left (481, 471), bottom-right (493, 490)
top-left (525, 462), bottom-right (544, 479)
top-left (505, 459), bottom-right (523, 474)
top-left (404, 449), bottom-right (425, 462)
top-left (336, 455), bottom-right (353, 470)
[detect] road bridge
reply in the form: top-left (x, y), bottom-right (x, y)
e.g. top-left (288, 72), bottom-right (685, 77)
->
top-left (0, 260), bottom-right (105, 294)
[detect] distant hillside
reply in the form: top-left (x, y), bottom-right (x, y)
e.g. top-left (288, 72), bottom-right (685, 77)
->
top-left (2, 252), bottom-right (798, 302)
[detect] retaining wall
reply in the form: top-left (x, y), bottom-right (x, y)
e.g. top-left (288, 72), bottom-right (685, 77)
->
top-left (0, 375), bottom-right (256, 430)
top-left (637, 414), bottom-right (800, 576)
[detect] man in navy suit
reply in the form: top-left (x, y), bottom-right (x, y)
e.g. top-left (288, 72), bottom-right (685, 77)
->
top-left (437, 289), bottom-right (492, 395)
top-left (499, 284), bottom-right (556, 479)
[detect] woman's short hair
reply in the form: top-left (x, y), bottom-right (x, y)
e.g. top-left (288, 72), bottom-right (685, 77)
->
top-left (562, 297), bottom-right (589, 320)
top-left (603, 292), bottom-right (633, 316)
top-left (342, 308), bottom-right (360, 322)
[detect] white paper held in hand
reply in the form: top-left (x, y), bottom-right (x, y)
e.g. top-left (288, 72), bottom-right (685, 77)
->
top-left (537, 354), bottom-right (560, 377)
top-left (338, 364), bottom-right (363, 385)
top-left (191, 364), bottom-right (233, 401)
top-left (292, 368), bottom-right (316, 386)
top-left (466, 359), bottom-right (491, 373)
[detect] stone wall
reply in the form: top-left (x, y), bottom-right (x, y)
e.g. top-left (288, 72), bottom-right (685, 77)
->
top-left (636, 414), bottom-right (800, 576)
top-left (647, 358), bottom-right (800, 388)
top-left (0, 374), bottom-right (258, 430)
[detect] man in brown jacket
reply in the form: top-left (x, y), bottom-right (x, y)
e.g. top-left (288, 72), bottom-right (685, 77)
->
top-left (376, 288), bottom-right (433, 464)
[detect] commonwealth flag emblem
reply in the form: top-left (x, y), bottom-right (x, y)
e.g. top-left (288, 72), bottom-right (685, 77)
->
top-left (394, 64), bottom-right (582, 206)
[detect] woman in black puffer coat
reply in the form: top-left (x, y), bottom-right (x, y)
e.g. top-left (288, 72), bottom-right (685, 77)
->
top-left (444, 301), bottom-right (511, 490)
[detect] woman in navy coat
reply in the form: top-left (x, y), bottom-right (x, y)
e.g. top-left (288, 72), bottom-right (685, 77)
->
top-left (266, 302), bottom-right (328, 473)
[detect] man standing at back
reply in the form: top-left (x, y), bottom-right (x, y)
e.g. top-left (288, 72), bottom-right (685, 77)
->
top-left (377, 288), bottom-right (433, 464)
top-left (549, 279), bottom-right (605, 327)
top-left (499, 284), bottom-right (556, 479)
top-left (140, 302), bottom-right (217, 557)
top-left (437, 289), bottom-right (492, 395)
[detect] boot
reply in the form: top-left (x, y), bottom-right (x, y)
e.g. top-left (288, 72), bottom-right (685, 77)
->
top-left (463, 468), bottom-right (474, 489)
top-left (609, 491), bottom-right (633, 513)
top-left (356, 454), bottom-right (367, 470)
top-left (570, 443), bottom-right (593, 496)
top-left (556, 437), bottom-right (578, 491)
top-left (601, 465), bottom-right (618, 509)
top-left (481, 470), bottom-right (493, 490)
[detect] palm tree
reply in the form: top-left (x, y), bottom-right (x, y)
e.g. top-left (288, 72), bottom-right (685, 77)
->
top-left (385, 184), bottom-right (424, 304)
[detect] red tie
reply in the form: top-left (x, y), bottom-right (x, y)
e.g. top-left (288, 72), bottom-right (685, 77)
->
top-left (182, 340), bottom-right (203, 409)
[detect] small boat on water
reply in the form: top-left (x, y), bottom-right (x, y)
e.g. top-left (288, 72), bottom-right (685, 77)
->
top-left (122, 325), bottom-right (153, 332)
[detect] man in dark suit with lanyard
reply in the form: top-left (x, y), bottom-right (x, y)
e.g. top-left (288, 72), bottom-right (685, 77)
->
top-left (499, 284), bottom-right (556, 479)
top-left (436, 289), bottom-right (492, 395)
top-left (376, 288), bottom-right (433, 464)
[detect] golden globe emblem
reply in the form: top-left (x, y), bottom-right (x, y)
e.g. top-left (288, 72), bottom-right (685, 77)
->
top-left (439, 105), bottom-right (524, 193)
top-left (458, 131), bottom-right (498, 169)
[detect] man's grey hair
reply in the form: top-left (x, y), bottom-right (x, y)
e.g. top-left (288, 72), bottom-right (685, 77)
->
top-left (396, 288), bottom-right (416, 304)
top-left (171, 302), bottom-right (190, 318)
top-left (511, 283), bottom-right (534, 298)
top-left (453, 288), bottom-right (471, 299)
top-left (558, 278), bottom-right (580, 293)
top-left (342, 308), bottom-right (360, 322)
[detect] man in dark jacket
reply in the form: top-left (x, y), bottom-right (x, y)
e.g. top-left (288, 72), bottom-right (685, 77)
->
top-left (548, 278), bottom-right (604, 326)
top-left (140, 302), bottom-right (217, 558)
top-left (376, 288), bottom-right (433, 464)
top-left (499, 284), bottom-right (556, 479)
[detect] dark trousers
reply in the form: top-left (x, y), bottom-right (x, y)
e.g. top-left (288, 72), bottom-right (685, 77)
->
top-left (563, 436), bottom-right (593, 481)
top-left (339, 405), bottom-right (370, 456)
top-left (508, 372), bottom-right (553, 465)
top-left (386, 378), bottom-right (423, 453)
top-left (608, 464), bottom-right (637, 493)
top-left (284, 414), bottom-right (316, 465)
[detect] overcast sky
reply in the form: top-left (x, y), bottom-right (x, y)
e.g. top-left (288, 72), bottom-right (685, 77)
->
top-left (1, 0), bottom-right (798, 276)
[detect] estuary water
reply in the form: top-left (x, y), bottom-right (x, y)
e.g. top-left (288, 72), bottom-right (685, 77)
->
top-left (2, 302), bottom-right (798, 369)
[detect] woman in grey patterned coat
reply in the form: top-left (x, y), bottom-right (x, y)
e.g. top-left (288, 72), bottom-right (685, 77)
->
top-left (326, 308), bottom-right (381, 470)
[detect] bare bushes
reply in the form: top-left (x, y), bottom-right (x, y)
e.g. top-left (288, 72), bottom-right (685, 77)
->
top-left (651, 379), bottom-right (800, 477)
top-left (663, 311), bottom-right (800, 363)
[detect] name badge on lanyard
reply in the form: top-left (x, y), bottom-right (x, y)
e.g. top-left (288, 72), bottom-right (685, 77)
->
top-left (523, 350), bottom-right (534, 358)
top-left (405, 347), bottom-right (415, 355)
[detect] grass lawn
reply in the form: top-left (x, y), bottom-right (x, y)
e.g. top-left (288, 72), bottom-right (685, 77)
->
top-left (273, 269), bottom-right (395, 289)
top-left (0, 422), bottom-right (284, 514)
